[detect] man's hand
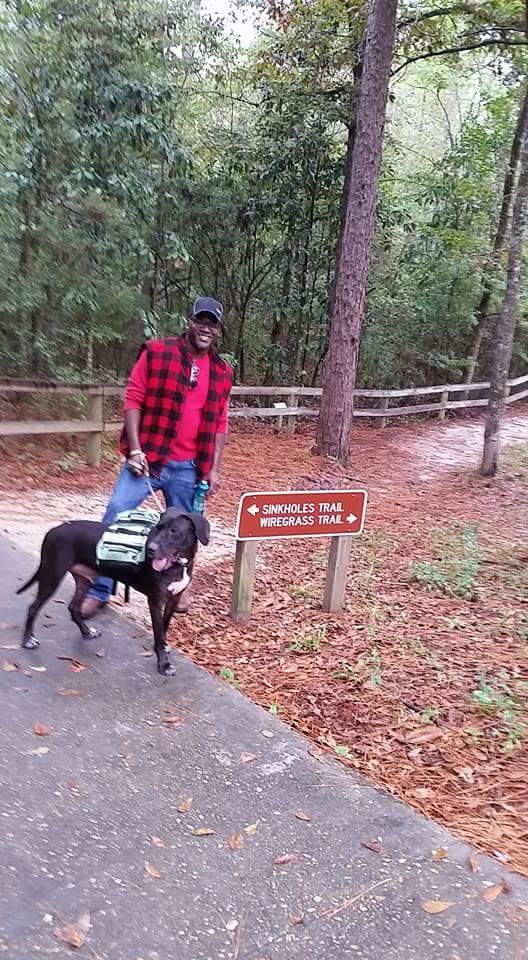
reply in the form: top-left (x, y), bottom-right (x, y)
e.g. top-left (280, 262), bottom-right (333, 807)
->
top-left (205, 467), bottom-right (220, 497)
top-left (127, 450), bottom-right (148, 477)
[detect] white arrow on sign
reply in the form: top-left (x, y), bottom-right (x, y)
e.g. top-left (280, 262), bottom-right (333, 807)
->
top-left (247, 504), bottom-right (260, 516)
top-left (346, 513), bottom-right (358, 523)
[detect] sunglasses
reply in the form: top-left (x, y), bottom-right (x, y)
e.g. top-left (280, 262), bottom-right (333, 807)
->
top-left (192, 315), bottom-right (221, 331)
top-left (189, 361), bottom-right (200, 389)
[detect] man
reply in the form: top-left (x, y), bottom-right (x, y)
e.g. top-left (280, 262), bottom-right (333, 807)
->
top-left (81, 296), bottom-right (232, 618)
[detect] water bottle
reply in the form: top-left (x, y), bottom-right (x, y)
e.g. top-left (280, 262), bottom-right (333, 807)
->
top-left (192, 479), bottom-right (209, 514)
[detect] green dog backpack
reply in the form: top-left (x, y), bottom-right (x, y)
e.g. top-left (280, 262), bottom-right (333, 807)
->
top-left (95, 508), bottom-right (161, 571)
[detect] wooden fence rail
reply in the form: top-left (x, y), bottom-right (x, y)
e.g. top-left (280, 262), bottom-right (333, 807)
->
top-left (1, 374), bottom-right (527, 466)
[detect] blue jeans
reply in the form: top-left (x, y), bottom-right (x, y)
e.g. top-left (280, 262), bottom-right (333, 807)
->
top-left (88, 459), bottom-right (197, 604)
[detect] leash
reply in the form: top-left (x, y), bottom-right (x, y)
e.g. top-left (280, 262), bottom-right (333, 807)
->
top-left (129, 450), bottom-right (165, 512)
top-left (144, 466), bottom-right (165, 513)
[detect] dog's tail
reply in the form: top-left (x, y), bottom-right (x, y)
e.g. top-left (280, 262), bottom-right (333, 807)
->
top-left (16, 568), bottom-right (40, 595)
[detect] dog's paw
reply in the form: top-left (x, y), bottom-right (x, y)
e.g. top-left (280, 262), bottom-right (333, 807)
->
top-left (164, 643), bottom-right (170, 653)
top-left (158, 661), bottom-right (176, 676)
top-left (22, 635), bottom-right (40, 650)
top-left (85, 625), bottom-right (101, 640)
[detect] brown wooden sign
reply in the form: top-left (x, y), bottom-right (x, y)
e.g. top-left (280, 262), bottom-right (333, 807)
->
top-left (235, 489), bottom-right (367, 541)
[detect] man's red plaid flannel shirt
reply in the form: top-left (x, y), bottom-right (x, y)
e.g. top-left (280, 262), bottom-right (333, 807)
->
top-left (120, 335), bottom-right (233, 478)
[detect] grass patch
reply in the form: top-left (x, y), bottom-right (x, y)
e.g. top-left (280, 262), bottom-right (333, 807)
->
top-left (502, 442), bottom-right (528, 480)
top-left (287, 624), bottom-right (327, 654)
top-left (470, 671), bottom-right (527, 753)
top-left (410, 522), bottom-right (480, 600)
top-left (333, 646), bottom-right (383, 689)
top-left (218, 666), bottom-right (240, 690)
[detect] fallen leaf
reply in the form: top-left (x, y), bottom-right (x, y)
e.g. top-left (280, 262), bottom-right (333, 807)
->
top-left (492, 849), bottom-right (511, 864)
top-left (28, 746), bottom-right (50, 756)
top-left (456, 766), bottom-right (474, 783)
top-left (57, 688), bottom-right (82, 696)
top-left (142, 719), bottom-right (158, 726)
top-left (275, 853), bottom-right (298, 865)
top-left (432, 848), bottom-right (449, 862)
top-left (404, 727), bottom-right (443, 745)
top-left (29, 665), bottom-right (47, 672)
top-left (57, 656), bottom-right (87, 672)
top-left (240, 752), bottom-right (258, 763)
top-left (412, 787), bottom-right (432, 800)
top-left (308, 746), bottom-right (325, 763)
top-left (482, 881), bottom-right (508, 903)
top-left (225, 918), bottom-right (238, 932)
top-left (150, 836), bottom-right (165, 848)
top-left (468, 854), bottom-right (480, 873)
top-left (95, 647), bottom-right (106, 658)
top-left (178, 797), bottom-right (193, 813)
top-left (141, 650), bottom-right (153, 657)
top-left (362, 840), bottom-right (385, 855)
top-left (2, 660), bottom-right (18, 672)
top-left (228, 834), bottom-right (243, 850)
top-left (33, 722), bottom-right (51, 737)
top-left (261, 730), bottom-right (274, 739)
top-left (144, 862), bottom-right (164, 879)
top-left (243, 821), bottom-right (260, 836)
top-left (192, 827), bottom-right (215, 837)
top-left (289, 914), bottom-right (304, 925)
top-left (518, 903), bottom-right (528, 912)
top-left (163, 715), bottom-right (185, 725)
top-left (55, 911), bottom-right (91, 949)
top-left (422, 900), bottom-right (455, 914)
top-left (294, 811), bottom-right (311, 822)
top-left (0, 643), bottom-right (18, 650)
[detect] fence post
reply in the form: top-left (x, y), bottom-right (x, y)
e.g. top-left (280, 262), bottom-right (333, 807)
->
top-left (438, 388), bottom-right (449, 421)
top-left (378, 397), bottom-right (389, 428)
top-left (322, 536), bottom-right (353, 613)
top-left (86, 389), bottom-right (103, 466)
top-left (286, 391), bottom-right (298, 436)
top-left (231, 540), bottom-right (259, 621)
top-left (273, 401), bottom-right (287, 432)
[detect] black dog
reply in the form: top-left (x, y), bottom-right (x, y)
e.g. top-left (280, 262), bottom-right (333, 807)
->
top-left (16, 508), bottom-right (210, 675)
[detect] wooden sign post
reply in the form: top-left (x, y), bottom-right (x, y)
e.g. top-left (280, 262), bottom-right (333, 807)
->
top-left (231, 489), bottom-right (367, 621)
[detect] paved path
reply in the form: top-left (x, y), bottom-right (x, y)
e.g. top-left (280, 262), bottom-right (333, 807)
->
top-left (1, 537), bottom-right (527, 960)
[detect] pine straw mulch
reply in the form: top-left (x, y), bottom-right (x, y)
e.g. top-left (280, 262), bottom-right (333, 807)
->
top-left (1, 415), bottom-right (527, 876)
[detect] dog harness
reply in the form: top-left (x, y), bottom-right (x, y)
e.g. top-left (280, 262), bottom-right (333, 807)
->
top-left (95, 508), bottom-right (161, 570)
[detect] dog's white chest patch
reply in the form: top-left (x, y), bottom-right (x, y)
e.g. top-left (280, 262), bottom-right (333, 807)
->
top-left (167, 570), bottom-right (190, 595)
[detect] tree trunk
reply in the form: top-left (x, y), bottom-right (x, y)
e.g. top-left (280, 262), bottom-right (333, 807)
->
top-left (463, 83), bottom-right (528, 389)
top-left (264, 231), bottom-right (294, 384)
top-left (292, 156), bottom-right (319, 382)
top-left (329, 57), bottom-right (363, 320)
top-left (480, 121), bottom-right (528, 476)
top-left (316, 0), bottom-right (398, 463)
top-left (86, 326), bottom-right (94, 378)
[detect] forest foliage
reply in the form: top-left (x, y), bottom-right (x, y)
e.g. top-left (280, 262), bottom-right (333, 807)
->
top-left (1, 0), bottom-right (527, 388)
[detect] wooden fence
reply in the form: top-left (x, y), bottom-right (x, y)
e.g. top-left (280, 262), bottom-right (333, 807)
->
top-left (0, 373), bottom-right (527, 466)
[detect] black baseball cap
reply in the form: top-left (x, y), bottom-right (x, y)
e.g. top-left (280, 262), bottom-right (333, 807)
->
top-left (190, 296), bottom-right (224, 325)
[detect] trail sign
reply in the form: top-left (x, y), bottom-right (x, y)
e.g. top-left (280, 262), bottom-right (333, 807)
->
top-left (231, 488), bottom-right (367, 621)
top-left (236, 489), bottom-right (367, 541)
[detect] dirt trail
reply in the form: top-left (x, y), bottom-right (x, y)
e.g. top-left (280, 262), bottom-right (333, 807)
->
top-left (398, 410), bottom-right (528, 479)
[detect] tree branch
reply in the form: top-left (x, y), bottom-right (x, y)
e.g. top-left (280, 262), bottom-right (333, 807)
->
top-left (392, 37), bottom-right (528, 77)
top-left (397, 4), bottom-right (474, 29)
